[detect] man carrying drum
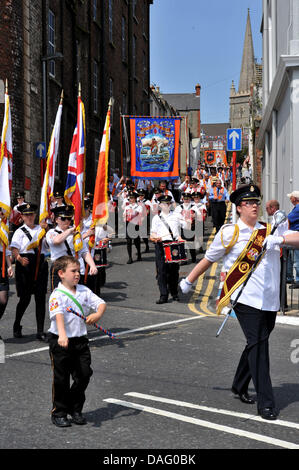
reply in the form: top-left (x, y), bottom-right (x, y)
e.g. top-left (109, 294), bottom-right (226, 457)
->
top-left (150, 194), bottom-right (189, 304)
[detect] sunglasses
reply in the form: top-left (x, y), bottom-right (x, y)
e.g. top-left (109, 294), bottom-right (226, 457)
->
top-left (242, 200), bottom-right (261, 206)
top-left (59, 216), bottom-right (72, 221)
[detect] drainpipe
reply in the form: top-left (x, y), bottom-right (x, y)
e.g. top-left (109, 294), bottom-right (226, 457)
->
top-left (263, 0), bottom-right (269, 107)
top-left (271, 110), bottom-right (278, 198)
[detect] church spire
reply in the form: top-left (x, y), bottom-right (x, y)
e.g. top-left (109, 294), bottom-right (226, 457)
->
top-left (238, 8), bottom-right (255, 93)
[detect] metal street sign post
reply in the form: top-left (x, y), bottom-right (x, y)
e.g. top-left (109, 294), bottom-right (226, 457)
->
top-left (227, 128), bottom-right (242, 223)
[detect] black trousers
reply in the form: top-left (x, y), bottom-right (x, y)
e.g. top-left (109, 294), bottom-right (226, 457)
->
top-left (232, 302), bottom-right (277, 410)
top-left (126, 222), bottom-right (141, 259)
top-left (155, 242), bottom-right (179, 299)
top-left (49, 334), bottom-right (93, 417)
top-left (14, 255), bottom-right (48, 334)
top-left (211, 201), bottom-right (227, 233)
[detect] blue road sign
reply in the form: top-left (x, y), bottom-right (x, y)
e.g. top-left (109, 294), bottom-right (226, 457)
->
top-left (35, 142), bottom-right (46, 158)
top-left (227, 128), bottom-right (242, 152)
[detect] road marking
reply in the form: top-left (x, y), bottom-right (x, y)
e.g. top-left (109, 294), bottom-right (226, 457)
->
top-left (4, 315), bottom-right (205, 359)
top-left (125, 392), bottom-right (299, 431)
top-left (103, 398), bottom-right (299, 449)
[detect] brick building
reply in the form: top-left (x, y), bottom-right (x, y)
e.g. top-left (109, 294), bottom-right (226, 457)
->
top-left (0, 0), bottom-right (153, 205)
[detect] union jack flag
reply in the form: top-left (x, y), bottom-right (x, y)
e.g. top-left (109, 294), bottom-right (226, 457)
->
top-left (64, 95), bottom-right (86, 252)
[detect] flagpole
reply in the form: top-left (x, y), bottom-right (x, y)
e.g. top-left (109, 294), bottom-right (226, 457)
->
top-left (35, 90), bottom-right (64, 280)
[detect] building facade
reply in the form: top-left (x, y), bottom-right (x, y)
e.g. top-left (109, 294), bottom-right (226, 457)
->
top-left (257, 0), bottom-right (299, 213)
top-left (161, 84), bottom-right (201, 175)
top-left (0, 0), bottom-right (153, 205)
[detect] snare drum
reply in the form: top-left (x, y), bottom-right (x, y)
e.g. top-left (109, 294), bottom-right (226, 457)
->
top-left (94, 242), bottom-right (108, 268)
top-left (162, 241), bottom-right (187, 263)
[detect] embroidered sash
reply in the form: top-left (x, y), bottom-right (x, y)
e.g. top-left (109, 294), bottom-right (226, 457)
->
top-left (216, 222), bottom-right (272, 315)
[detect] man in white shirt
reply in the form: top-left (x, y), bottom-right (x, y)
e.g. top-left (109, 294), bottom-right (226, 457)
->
top-left (180, 184), bottom-right (299, 421)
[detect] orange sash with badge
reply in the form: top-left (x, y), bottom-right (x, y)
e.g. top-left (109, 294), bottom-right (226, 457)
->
top-left (216, 222), bottom-right (272, 315)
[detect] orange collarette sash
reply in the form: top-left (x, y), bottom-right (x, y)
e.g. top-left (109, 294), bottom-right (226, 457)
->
top-left (216, 222), bottom-right (272, 315)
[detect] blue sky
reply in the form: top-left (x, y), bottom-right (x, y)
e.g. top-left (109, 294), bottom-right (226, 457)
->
top-left (150, 0), bottom-right (262, 124)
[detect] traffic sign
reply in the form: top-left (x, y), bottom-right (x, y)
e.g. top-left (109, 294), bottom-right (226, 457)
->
top-left (227, 128), bottom-right (242, 152)
top-left (35, 142), bottom-right (46, 159)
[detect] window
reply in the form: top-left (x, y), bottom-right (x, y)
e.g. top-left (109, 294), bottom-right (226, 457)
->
top-left (142, 51), bottom-right (147, 89)
top-left (109, 78), bottom-right (114, 98)
top-left (93, 61), bottom-right (99, 114)
top-left (94, 138), bottom-right (101, 171)
top-left (122, 92), bottom-right (127, 114)
top-left (132, 35), bottom-right (136, 77)
top-left (109, 0), bottom-right (113, 43)
top-left (48, 10), bottom-right (55, 77)
top-left (121, 16), bottom-right (127, 62)
top-left (92, 0), bottom-right (97, 21)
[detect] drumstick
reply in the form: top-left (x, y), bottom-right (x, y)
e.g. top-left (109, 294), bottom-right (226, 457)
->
top-left (66, 307), bottom-right (116, 339)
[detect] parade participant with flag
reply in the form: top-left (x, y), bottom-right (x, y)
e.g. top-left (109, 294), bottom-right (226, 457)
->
top-left (10, 203), bottom-right (49, 341)
top-left (180, 184), bottom-right (299, 420)
top-left (0, 80), bottom-right (14, 330)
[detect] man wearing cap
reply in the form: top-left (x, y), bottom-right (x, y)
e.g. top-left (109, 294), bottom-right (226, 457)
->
top-left (150, 194), bottom-right (188, 304)
top-left (208, 178), bottom-right (230, 233)
top-left (123, 191), bottom-right (143, 264)
top-left (46, 205), bottom-right (98, 290)
top-left (10, 191), bottom-right (28, 233)
top-left (10, 203), bottom-right (49, 341)
top-left (180, 184), bottom-right (299, 420)
top-left (174, 192), bottom-right (197, 263)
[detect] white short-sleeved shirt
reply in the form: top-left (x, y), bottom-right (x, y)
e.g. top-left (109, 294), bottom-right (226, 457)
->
top-left (205, 218), bottom-right (293, 311)
top-left (46, 227), bottom-right (88, 274)
top-left (48, 282), bottom-right (106, 337)
top-left (10, 224), bottom-right (48, 255)
top-left (151, 211), bottom-right (186, 241)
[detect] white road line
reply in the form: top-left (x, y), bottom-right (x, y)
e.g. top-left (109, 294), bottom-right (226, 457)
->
top-left (125, 392), bottom-right (299, 431)
top-left (5, 315), bottom-right (204, 359)
top-left (104, 398), bottom-right (299, 449)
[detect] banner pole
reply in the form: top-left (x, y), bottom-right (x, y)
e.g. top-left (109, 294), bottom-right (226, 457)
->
top-left (120, 113), bottom-right (124, 177)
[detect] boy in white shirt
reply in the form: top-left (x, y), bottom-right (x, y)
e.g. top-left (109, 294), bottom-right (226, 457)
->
top-left (48, 255), bottom-right (106, 427)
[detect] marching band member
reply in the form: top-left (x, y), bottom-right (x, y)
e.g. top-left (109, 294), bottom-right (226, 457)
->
top-left (10, 203), bottom-right (49, 341)
top-left (158, 180), bottom-right (175, 203)
top-left (137, 189), bottom-right (151, 253)
top-left (46, 205), bottom-right (97, 290)
top-left (123, 191), bottom-right (143, 264)
top-left (208, 178), bottom-right (230, 233)
top-left (150, 194), bottom-right (188, 304)
top-left (10, 191), bottom-right (27, 232)
top-left (192, 192), bottom-right (207, 251)
top-left (0, 209), bottom-right (13, 335)
top-left (180, 184), bottom-right (299, 420)
top-left (175, 192), bottom-right (197, 263)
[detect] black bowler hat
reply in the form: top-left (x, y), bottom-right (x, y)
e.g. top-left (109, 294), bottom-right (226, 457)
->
top-left (19, 203), bottom-right (38, 215)
top-left (230, 184), bottom-right (261, 206)
top-left (51, 205), bottom-right (74, 217)
top-left (158, 195), bottom-right (172, 203)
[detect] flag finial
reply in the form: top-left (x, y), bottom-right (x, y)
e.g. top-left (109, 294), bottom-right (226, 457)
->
top-left (60, 89), bottom-right (64, 103)
top-left (5, 79), bottom-right (8, 93)
top-left (78, 82), bottom-right (81, 97)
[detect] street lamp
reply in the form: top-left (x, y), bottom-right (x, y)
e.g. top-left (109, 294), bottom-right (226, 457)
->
top-left (41, 52), bottom-right (64, 144)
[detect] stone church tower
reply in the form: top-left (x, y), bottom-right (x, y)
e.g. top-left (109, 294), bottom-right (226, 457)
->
top-left (229, 9), bottom-right (256, 145)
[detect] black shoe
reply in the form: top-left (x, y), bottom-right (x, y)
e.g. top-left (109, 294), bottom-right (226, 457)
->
top-left (144, 247), bottom-right (150, 253)
top-left (258, 407), bottom-right (278, 420)
top-left (127, 258), bottom-right (133, 264)
top-left (51, 415), bottom-right (72, 427)
top-left (13, 327), bottom-right (23, 339)
top-left (36, 333), bottom-right (48, 342)
top-left (231, 387), bottom-right (255, 404)
top-left (172, 296), bottom-right (180, 301)
top-left (137, 255), bottom-right (142, 261)
top-left (156, 297), bottom-right (168, 304)
top-left (71, 412), bottom-right (87, 425)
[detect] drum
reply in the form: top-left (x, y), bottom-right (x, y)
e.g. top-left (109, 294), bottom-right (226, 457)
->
top-left (94, 242), bottom-right (108, 268)
top-left (162, 241), bottom-right (187, 263)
